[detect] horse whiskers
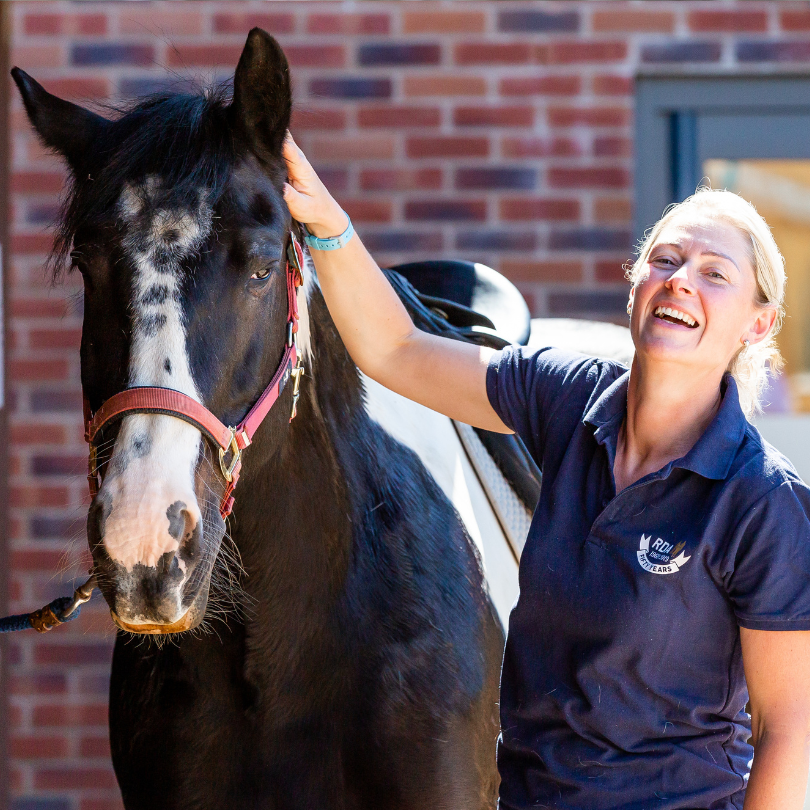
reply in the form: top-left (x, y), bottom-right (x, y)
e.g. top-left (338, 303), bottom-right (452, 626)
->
top-left (208, 540), bottom-right (247, 597)
top-left (54, 548), bottom-right (86, 583)
top-left (208, 524), bottom-right (244, 573)
top-left (54, 511), bottom-right (95, 584)
top-left (129, 629), bottom-right (182, 651)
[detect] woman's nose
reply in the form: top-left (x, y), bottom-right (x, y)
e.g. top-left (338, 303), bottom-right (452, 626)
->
top-left (665, 263), bottom-right (695, 294)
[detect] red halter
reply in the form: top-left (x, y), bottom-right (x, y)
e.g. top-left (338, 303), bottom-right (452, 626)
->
top-left (83, 233), bottom-right (306, 519)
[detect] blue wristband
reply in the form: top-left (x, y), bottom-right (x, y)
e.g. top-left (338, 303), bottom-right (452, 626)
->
top-left (303, 212), bottom-right (354, 251)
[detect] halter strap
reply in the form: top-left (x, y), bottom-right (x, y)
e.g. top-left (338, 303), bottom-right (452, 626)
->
top-left (83, 232), bottom-right (306, 518)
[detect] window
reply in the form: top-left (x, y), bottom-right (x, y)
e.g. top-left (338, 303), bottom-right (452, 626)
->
top-left (705, 159), bottom-right (810, 412)
top-left (636, 77), bottom-right (810, 480)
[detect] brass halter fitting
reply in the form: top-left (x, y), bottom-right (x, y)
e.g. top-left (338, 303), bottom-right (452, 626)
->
top-left (218, 428), bottom-right (242, 483)
top-left (290, 360), bottom-right (305, 420)
top-left (29, 575), bottom-right (96, 633)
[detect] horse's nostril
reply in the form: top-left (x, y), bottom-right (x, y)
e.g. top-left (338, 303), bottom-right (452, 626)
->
top-left (175, 509), bottom-right (202, 572)
top-left (87, 492), bottom-right (111, 552)
top-left (166, 500), bottom-right (201, 566)
top-left (166, 500), bottom-right (189, 541)
top-left (180, 509), bottom-right (199, 553)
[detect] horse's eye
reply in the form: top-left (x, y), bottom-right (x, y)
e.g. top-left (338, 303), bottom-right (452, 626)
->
top-left (250, 263), bottom-right (276, 281)
top-left (70, 251), bottom-right (89, 275)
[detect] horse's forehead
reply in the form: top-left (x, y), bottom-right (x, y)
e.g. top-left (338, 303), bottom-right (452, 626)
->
top-left (117, 176), bottom-right (213, 256)
top-left (230, 161), bottom-right (289, 218)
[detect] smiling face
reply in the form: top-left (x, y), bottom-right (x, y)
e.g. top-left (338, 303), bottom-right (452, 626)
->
top-left (629, 211), bottom-right (776, 378)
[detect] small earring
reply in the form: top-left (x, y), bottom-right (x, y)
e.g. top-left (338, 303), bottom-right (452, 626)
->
top-left (626, 302), bottom-right (632, 316)
top-left (742, 339), bottom-right (750, 349)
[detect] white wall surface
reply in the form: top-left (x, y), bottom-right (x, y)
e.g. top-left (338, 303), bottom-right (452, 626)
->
top-left (755, 415), bottom-right (810, 483)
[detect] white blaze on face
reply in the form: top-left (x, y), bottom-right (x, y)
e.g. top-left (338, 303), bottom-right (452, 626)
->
top-left (99, 179), bottom-right (212, 572)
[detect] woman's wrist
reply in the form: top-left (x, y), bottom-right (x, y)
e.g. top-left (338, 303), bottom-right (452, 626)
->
top-left (306, 203), bottom-right (349, 239)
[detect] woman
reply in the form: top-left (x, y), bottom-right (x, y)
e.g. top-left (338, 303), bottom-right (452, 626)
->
top-left (283, 133), bottom-right (810, 810)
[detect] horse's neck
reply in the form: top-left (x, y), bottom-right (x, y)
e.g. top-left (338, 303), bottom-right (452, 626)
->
top-left (228, 286), bottom-right (368, 610)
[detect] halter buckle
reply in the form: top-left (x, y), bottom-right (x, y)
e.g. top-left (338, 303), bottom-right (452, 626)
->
top-left (290, 360), bottom-right (305, 420)
top-left (218, 428), bottom-right (242, 483)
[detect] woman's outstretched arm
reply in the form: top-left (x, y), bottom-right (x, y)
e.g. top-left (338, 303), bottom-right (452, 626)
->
top-left (283, 133), bottom-right (511, 434)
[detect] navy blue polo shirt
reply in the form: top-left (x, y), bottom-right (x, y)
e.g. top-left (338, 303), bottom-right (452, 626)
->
top-left (486, 346), bottom-right (810, 810)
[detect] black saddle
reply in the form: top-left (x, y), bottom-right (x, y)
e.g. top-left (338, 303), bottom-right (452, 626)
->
top-left (385, 261), bottom-right (541, 512)
top-left (391, 260), bottom-right (531, 347)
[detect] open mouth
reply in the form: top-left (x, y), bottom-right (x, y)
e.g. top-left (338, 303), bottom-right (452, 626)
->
top-left (653, 305), bottom-right (698, 328)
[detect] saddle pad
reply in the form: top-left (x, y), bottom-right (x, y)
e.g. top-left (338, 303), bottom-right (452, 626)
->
top-left (453, 421), bottom-right (531, 561)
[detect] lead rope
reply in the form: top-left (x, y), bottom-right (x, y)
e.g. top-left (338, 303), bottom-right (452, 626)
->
top-left (0, 575), bottom-right (96, 634)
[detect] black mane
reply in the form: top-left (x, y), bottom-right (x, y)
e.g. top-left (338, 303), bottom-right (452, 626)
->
top-left (53, 86), bottom-right (238, 277)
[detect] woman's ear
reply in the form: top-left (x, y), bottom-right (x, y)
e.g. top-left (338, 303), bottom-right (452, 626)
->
top-left (745, 306), bottom-right (777, 347)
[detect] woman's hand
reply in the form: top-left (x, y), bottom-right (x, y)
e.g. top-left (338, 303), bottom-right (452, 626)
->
top-left (282, 132), bottom-right (348, 238)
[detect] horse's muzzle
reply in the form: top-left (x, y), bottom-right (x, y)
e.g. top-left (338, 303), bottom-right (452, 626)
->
top-left (87, 488), bottom-right (221, 634)
top-left (110, 584), bottom-right (209, 634)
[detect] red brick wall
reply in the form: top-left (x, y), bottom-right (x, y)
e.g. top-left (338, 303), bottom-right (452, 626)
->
top-left (5, 2), bottom-right (810, 808)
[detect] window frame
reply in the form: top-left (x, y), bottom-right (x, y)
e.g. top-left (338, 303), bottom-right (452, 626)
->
top-left (635, 76), bottom-right (810, 240)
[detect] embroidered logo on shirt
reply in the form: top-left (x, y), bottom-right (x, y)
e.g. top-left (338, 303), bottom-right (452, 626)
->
top-left (637, 534), bottom-right (691, 575)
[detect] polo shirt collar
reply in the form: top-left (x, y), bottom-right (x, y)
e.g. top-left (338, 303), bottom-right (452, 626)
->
top-left (582, 370), bottom-right (747, 481)
top-left (582, 371), bottom-right (628, 446)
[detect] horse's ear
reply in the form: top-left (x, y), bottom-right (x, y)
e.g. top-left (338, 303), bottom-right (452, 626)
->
top-left (230, 28), bottom-right (292, 160)
top-left (11, 67), bottom-right (109, 173)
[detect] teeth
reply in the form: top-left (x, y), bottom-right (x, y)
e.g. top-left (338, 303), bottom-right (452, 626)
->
top-left (654, 306), bottom-right (696, 327)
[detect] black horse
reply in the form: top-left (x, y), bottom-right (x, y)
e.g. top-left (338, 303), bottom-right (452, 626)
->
top-left (13, 29), bottom-right (504, 809)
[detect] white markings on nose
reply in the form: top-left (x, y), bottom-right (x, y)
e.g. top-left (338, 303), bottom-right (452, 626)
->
top-left (100, 179), bottom-right (211, 571)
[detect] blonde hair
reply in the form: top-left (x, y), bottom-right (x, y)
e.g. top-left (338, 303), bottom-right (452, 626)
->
top-left (626, 187), bottom-right (786, 418)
